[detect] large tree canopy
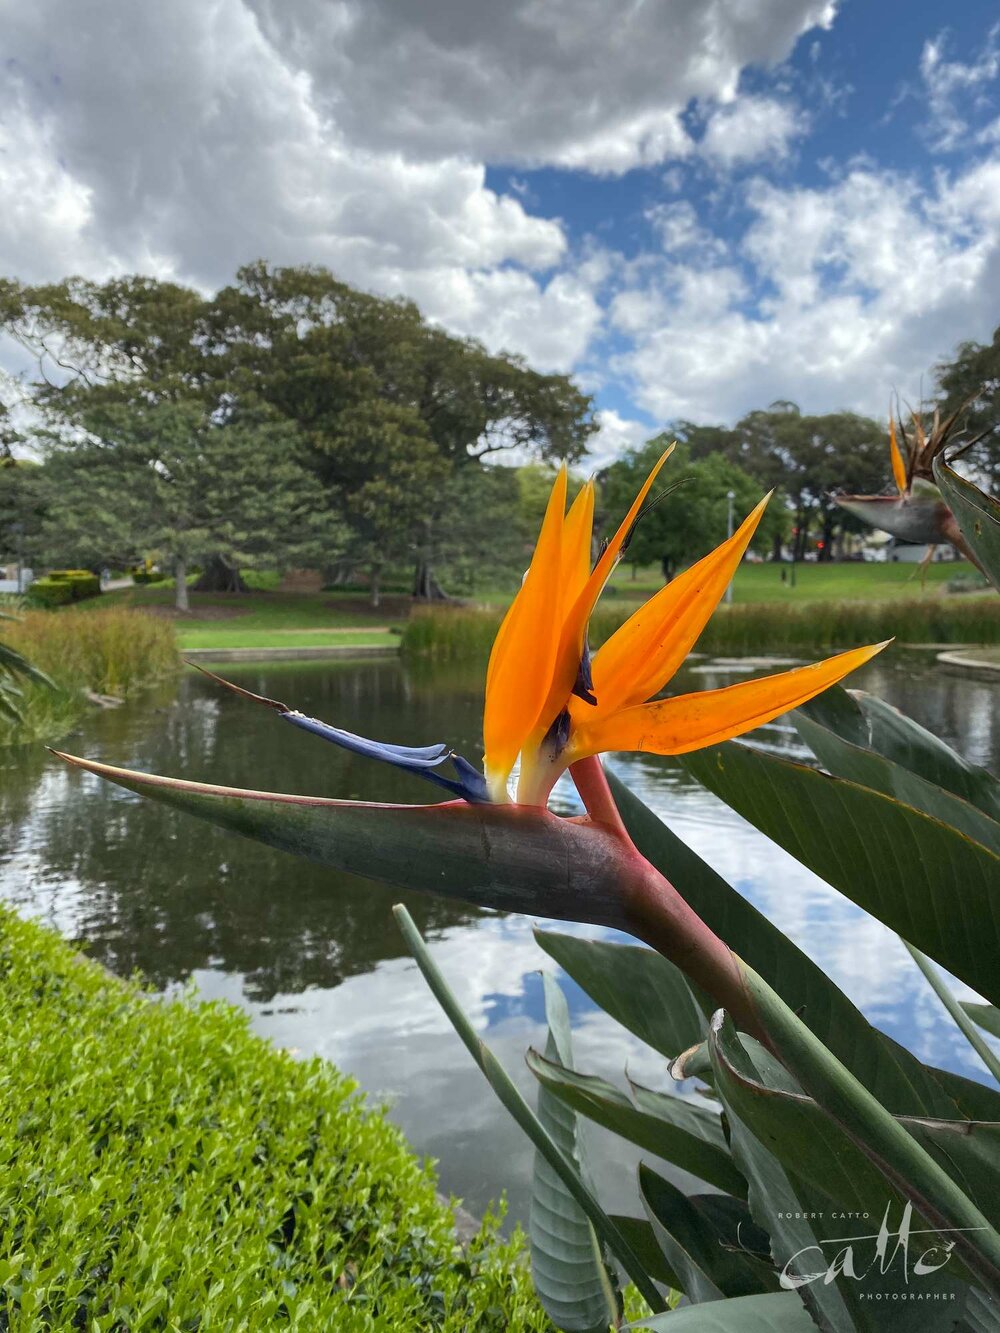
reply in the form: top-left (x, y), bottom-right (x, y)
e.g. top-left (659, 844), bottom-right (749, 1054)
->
top-left (0, 265), bottom-right (596, 600)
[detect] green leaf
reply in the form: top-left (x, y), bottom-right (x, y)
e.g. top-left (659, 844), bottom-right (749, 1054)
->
top-left (902, 943), bottom-right (1000, 1084)
top-left (608, 1215), bottom-right (680, 1290)
top-left (638, 1164), bottom-right (777, 1303)
top-left (57, 754), bottom-right (638, 932)
top-left (391, 904), bottom-right (666, 1316)
top-left (628, 1291), bottom-right (815, 1332)
top-left (799, 685), bottom-right (1000, 822)
top-left (526, 1049), bottom-right (746, 1197)
top-left (962, 1004), bottom-right (1000, 1041)
top-left (533, 930), bottom-right (705, 1061)
top-left (739, 963), bottom-right (1000, 1301)
top-left (679, 743), bottom-right (1000, 1007)
top-left (934, 457), bottom-right (1000, 590)
top-left (530, 974), bottom-right (617, 1333)
top-left (608, 771), bottom-right (1000, 1122)
top-left (709, 1012), bottom-right (987, 1328)
top-left (793, 709), bottom-right (1000, 856)
top-left (0, 641), bottom-right (55, 690)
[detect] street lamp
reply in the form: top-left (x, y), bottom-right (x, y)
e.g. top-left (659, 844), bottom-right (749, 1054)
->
top-left (10, 521), bottom-right (24, 594)
top-left (725, 490), bottom-right (735, 605)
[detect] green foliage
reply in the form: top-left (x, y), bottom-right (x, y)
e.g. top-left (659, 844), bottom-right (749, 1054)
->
top-left (935, 324), bottom-right (1000, 484)
top-left (0, 907), bottom-right (549, 1332)
top-left (131, 569), bottom-right (166, 584)
top-left (0, 606), bottom-right (176, 744)
top-left (934, 455), bottom-right (1000, 592)
top-left (600, 438), bottom-right (785, 574)
top-left (25, 578), bottom-right (74, 607)
top-left (41, 570), bottom-right (102, 599)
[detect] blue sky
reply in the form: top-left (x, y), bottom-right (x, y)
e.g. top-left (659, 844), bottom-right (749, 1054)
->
top-left (2, 0), bottom-right (999, 464)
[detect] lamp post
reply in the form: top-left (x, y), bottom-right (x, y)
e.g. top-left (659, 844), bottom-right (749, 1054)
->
top-left (724, 490), bottom-right (735, 605)
top-left (11, 521), bottom-right (24, 594)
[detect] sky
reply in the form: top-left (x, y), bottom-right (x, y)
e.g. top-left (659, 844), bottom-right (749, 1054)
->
top-left (2, 0), bottom-right (1000, 465)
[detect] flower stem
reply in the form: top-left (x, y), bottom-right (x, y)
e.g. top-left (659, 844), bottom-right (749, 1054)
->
top-left (570, 755), bottom-right (765, 1042)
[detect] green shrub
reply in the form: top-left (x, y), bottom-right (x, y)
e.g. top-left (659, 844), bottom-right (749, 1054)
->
top-left (27, 579), bottom-right (75, 608)
top-left (34, 571), bottom-right (102, 601)
top-left (0, 908), bottom-right (549, 1331)
top-left (132, 568), bottom-right (166, 585)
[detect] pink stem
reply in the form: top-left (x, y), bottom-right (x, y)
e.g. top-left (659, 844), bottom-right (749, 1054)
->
top-left (570, 755), bottom-right (765, 1043)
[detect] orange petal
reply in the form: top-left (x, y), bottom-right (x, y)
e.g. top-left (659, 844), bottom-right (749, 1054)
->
top-left (483, 465), bottom-right (567, 797)
top-left (568, 642), bottom-right (890, 760)
top-left (529, 445), bottom-right (675, 741)
top-left (583, 493), bottom-right (770, 717)
top-left (560, 479), bottom-right (595, 611)
top-left (889, 417), bottom-right (908, 496)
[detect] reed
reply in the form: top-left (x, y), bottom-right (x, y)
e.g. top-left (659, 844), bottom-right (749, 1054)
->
top-left (0, 606), bottom-right (178, 744)
top-left (402, 596), bottom-right (1000, 667)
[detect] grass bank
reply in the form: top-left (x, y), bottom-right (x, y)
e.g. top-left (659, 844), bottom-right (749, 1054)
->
top-left (403, 596), bottom-right (1000, 666)
top-left (99, 583), bottom-right (403, 652)
top-left (0, 907), bottom-right (548, 1331)
top-left (0, 606), bottom-right (177, 745)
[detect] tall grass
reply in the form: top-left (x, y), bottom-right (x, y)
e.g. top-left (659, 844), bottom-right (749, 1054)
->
top-left (402, 596), bottom-right (1000, 667)
top-left (0, 606), bottom-right (177, 745)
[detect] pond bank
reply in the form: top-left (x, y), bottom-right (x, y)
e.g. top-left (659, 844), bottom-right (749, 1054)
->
top-left (0, 907), bottom-right (548, 1331)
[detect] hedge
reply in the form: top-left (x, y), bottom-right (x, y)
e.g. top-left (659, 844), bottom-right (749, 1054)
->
top-left (30, 571), bottom-right (102, 604)
top-left (25, 579), bottom-right (75, 607)
top-left (0, 908), bottom-right (550, 1331)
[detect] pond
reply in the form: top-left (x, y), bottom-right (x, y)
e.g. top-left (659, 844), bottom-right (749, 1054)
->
top-left (1, 650), bottom-right (998, 1226)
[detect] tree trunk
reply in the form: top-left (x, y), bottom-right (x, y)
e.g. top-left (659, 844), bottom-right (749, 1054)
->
top-left (175, 558), bottom-right (190, 613)
top-left (193, 554), bottom-right (249, 593)
top-left (412, 553), bottom-right (450, 601)
top-left (370, 564), bottom-right (381, 609)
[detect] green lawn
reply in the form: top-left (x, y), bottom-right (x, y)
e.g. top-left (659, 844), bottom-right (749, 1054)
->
top-left (99, 583), bottom-right (407, 650)
top-left (95, 560), bottom-right (986, 652)
top-left (610, 558), bottom-right (980, 603)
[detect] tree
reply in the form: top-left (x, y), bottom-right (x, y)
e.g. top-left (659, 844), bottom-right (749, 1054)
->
top-left (204, 263), bottom-right (596, 596)
top-left (935, 327), bottom-right (1000, 484)
top-left (39, 399), bottom-right (341, 611)
top-left (599, 437), bottom-right (785, 581)
top-left (716, 404), bottom-right (887, 560)
top-left (2, 266), bottom-right (597, 599)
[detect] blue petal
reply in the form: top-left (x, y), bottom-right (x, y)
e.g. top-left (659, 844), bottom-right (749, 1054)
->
top-left (183, 663), bottom-right (491, 803)
top-left (282, 712), bottom-right (490, 802)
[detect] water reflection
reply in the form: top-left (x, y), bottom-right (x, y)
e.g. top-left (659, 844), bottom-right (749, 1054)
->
top-left (1, 651), bottom-right (998, 1222)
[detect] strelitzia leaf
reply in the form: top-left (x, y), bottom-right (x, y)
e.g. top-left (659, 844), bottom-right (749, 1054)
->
top-left (637, 1163), bottom-right (777, 1303)
top-left (392, 904), bottom-right (666, 1316)
top-left (963, 1005), bottom-right (1000, 1041)
top-left (793, 708), bottom-right (1000, 855)
top-left (706, 1016), bottom-right (967, 1330)
top-left (738, 964), bottom-right (1000, 1301)
top-left (52, 753), bottom-right (638, 932)
top-left (529, 973), bottom-right (618, 1333)
top-left (681, 742), bottom-right (1000, 1008)
top-left (533, 930), bottom-right (705, 1060)
top-left (934, 457), bottom-right (1000, 590)
top-left (525, 1050), bottom-right (746, 1197)
top-left (799, 686), bottom-right (1000, 822)
top-left (903, 943), bottom-right (1000, 1084)
top-left (627, 1291), bottom-right (815, 1331)
top-left (608, 771), bottom-right (1000, 1122)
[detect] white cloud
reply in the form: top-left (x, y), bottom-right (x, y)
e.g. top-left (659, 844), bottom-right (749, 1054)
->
top-left (0, 0), bottom-right (835, 383)
top-left (920, 24), bottom-right (1000, 152)
top-left (248, 0), bottom-right (835, 174)
top-left (611, 154), bottom-right (1000, 423)
top-left (699, 95), bottom-right (808, 168)
top-left (586, 409), bottom-right (655, 471)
